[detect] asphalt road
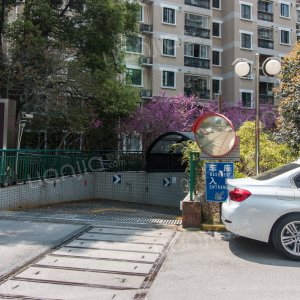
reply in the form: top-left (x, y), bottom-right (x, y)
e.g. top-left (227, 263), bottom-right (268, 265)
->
top-left (15, 198), bottom-right (182, 221)
top-left (146, 231), bottom-right (300, 300)
top-left (0, 219), bottom-right (84, 278)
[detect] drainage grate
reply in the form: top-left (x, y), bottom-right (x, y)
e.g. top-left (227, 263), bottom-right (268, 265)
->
top-left (0, 211), bottom-right (182, 225)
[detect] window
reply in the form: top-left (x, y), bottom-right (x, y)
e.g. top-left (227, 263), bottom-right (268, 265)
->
top-left (258, 1), bottom-right (273, 21)
top-left (138, 7), bottom-right (143, 22)
top-left (213, 0), bottom-right (220, 9)
top-left (126, 69), bottom-right (142, 86)
top-left (241, 92), bottom-right (252, 107)
top-left (281, 30), bottom-right (290, 45)
top-left (280, 3), bottom-right (289, 18)
top-left (184, 13), bottom-right (210, 39)
top-left (163, 7), bottom-right (175, 24)
top-left (184, 75), bottom-right (210, 99)
top-left (124, 136), bottom-right (141, 152)
top-left (258, 0), bottom-right (272, 13)
top-left (213, 22), bottom-right (220, 37)
top-left (184, 43), bottom-right (210, 69)
top-left (241, 33), bottom-right (252, 49)
top-left (163, 39), bottom-right (175, 56)
top-left (162, 71), bottom-right (175, 88)
top-left (258, 27), bottom-right (273, 49)
top-left (241, 4), bottom-right (251, 20)
top-left (212, 51), bottom-right (221, 66)
top-left (184, 43), bottom-right (210, 59)
top-left (126, 37), bottom-right (142, 53)
top-left (212, 79), bottom-right (220, 94)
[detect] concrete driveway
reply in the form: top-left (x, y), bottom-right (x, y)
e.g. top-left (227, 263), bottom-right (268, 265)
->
top-left (146, 230), bottom-right (300, 300)
top-left (0, 219), bottom-right (85, 278)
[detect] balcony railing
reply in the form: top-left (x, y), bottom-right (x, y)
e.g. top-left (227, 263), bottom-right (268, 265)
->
top-left (185, 0), bottom-right (210, 9)
top-left (139, 57), bottom-right (153, 66)
top-left (184, 57), bottom-right (210, 69)
top-left (140, 89), bottom-right (152, 99)
top-left (139, 24), bottom-right (153, 34)
top-left (184, 27), bottom-right (210, 39)
top-left (184, 88), bottom-right (210, 99)
top-left (141, 0), bottom-right (153, 4)
top-left (297, 0), bottom-right (300, 6)
top-left (258, 11), bottom-right (273, 22)
top-left (259, 94), bottom-right (274, 105)
top-left (258, 39), bottom-right (274, 49)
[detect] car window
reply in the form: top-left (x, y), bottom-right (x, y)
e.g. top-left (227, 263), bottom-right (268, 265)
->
top-left (252, 163), bottom-right (300, 181)
top-left (294, 174), bottom-right (300, 188)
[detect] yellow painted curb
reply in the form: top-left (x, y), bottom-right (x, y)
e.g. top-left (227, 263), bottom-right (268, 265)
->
top-left (202, 224), bottom-right (227, 231)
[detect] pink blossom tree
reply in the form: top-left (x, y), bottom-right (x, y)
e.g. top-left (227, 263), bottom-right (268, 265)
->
top-left (116, 93), bottom-right (278, 150)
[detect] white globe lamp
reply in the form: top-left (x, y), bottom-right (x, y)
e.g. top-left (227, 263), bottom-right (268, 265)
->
top-left (265, 59), bottom-right (281, 75)
top-left (235, 61), bottom-right (251, 77)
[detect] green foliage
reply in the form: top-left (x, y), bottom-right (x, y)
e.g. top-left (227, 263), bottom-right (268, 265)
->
top-left (236, 121), bottom-right (299, 177)
top-left (0, 0), bottom-right (141, 149)
top-left (276, 42), bottom-right (300, 149)
top-left (178, 121), bottom-right (299, 180)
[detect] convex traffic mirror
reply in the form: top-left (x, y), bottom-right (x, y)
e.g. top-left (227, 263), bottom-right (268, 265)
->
top-left (192, 113), bottom-right (237, 157)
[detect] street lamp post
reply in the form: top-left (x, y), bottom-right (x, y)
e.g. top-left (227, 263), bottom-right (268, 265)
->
top-left (232, 54), bottom-right (281, 175)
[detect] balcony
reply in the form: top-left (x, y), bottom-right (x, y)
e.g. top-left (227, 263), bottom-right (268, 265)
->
top-left (139, 57), bottom-right (153, 66)
top-left (258, 39), bottom-right (274, 49)
top-left (259, 94), bottom-right (274, 105)
top-left (297, 24), bottom-right (300, 32)
top-left (257, 11), bottom-right (273, 22)
top-left (184, 88), bottom-right (210, 99)
top-left (297, 0), bottom-right (300, 7)
top-left (185, 0), bottom-right (210, 9)
top-left (184, 57), bottom-right (210, 69)
top-left (141, 0), bottom-right (153, 4)
top-left (184, 27), bottom-right (210, 39)
top-left (139, 24), bottom-right (153, 35)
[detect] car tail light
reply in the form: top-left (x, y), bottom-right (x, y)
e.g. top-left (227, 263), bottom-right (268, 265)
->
top-left (229, 188), bottom-right (251, 202)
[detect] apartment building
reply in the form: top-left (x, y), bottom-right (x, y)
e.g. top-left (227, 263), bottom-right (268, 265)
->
top-left (125, 0), bottom-right (299, 107)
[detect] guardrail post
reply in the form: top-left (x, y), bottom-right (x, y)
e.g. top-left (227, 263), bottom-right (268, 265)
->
top-left (1, 151), bottom-right (6, 186)
top-left (24, 150), bottom-right (28, 182)
top-left (42, 151), bottom-right (46, 180)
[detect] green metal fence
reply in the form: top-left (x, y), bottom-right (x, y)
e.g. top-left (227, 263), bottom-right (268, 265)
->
top-left (0, 149), bottom-right (146, 186)
top-left (190, 151), bottom-right (200, 200)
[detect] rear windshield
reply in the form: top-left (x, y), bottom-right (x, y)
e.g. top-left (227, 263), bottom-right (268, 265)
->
top-left (252, 163), bottom-right (300, 181)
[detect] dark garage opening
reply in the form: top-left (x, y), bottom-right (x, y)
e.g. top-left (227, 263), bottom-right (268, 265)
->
top-left (146, 132), bottom-right (195, 172)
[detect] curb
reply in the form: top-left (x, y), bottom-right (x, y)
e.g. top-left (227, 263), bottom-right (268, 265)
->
top-left (202, 224), bottom-right (227, 231)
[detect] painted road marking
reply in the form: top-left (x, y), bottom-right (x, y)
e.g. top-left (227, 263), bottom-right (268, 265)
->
top-left (91, 209), bottom-right (136, 213)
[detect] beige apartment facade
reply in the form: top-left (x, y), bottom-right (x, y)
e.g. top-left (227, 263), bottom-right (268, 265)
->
top-left (125, 0), bottom-right (300, 107)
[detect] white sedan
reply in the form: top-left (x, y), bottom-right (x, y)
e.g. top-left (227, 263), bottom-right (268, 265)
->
top-left (222, 159), bottom-right (300, 261)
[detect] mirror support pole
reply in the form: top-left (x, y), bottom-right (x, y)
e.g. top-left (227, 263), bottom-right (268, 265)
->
top-left (218, 90), bottom-right (222, 114)
top-left (255, 53), bottom-right (260, 176)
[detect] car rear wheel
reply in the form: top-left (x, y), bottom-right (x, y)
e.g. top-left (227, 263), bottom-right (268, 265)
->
top-left (273, 215), bottom-right (300, 261)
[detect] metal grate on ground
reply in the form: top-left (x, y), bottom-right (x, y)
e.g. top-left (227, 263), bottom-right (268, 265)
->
top-left (0, 211), bottom-right (182, 225)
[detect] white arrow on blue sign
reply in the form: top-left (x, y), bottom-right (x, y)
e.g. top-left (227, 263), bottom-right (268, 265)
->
top-left (113, 175), bottom-right (121, 184)
top-left (163, 178), bottom-right (170, 187)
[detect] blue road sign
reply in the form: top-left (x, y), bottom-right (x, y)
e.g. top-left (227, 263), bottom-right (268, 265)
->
top-left (205, 162), bottom-right (234, 202)
top-left (113, 175), bottom-right (121, 184)
top-left (163, 178), bottom-right (171, 187)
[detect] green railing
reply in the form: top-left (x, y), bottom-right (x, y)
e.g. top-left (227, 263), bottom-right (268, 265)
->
top-left (190, 151), bottom-right (200, 201)
top-left (0, 149), bottom-right (146, 186)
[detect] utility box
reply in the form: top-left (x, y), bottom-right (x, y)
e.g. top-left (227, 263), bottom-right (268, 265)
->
top-left (0, 99), bottom-right (17, 153)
